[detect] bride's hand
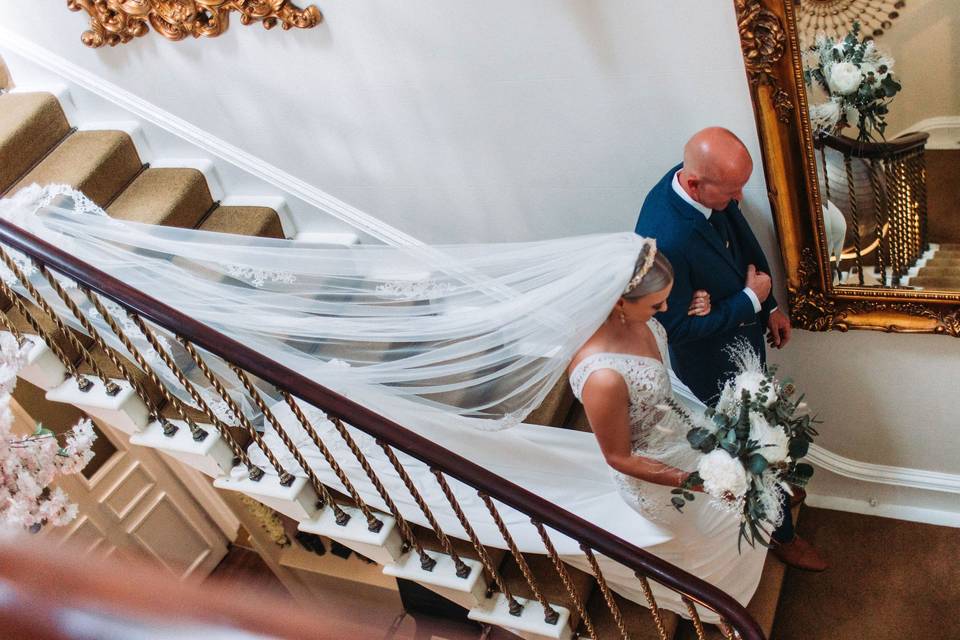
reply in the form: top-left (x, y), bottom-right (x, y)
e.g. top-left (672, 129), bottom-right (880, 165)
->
top-left (687, 290), bottom-right (711, 316)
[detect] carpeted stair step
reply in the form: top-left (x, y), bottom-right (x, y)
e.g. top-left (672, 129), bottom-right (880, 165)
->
top-left (908, 266), bottom-right (959, 278)
top-left (199, 205), bottom-right (285, 238)
top-left (496, 552), bottom-right (595, 631)
top-left (526, 376), bottom-right (576, 428)
top-left (582, 585), bottom-right (679, 639)
top-left (906, 276), bottom-right (960, 289)
top-left (9, 129), bottom-right (142, 206)
top-left (922, 257), bottom-right (960, 268)
top-left (107, 167), bottom-right (212, 228)
top-left (562, 401), bottom-right (593, 433)
top-left (0, 92), bottom-right (71, 194)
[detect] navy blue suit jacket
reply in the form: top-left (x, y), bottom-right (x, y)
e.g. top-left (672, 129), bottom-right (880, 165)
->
top-left (635, 164), bottom-right (776, 403)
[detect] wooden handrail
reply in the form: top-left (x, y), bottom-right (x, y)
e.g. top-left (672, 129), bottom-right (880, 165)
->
top-left (814, 130), bottom-right (929, 158)
top-left (0, 218), bottom-right (765, 639)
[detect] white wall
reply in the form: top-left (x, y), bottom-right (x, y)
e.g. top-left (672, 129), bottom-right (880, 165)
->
top-left (869, 0), bottom-right (960, 135)
top-left (1, 1), bottom-right (958, 513)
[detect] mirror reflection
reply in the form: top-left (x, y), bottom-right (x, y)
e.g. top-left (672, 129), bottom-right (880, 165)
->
top-left (798, 0), bottom-right (959, 291)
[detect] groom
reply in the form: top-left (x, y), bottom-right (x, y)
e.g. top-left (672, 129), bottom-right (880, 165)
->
top-left (635, 127), bottom-right (827, 572)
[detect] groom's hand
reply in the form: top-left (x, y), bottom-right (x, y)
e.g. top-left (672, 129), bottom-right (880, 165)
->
top-left (746, 265), bottom-right (772, 303)
top-left (766, 308), bottom-right (792, 349)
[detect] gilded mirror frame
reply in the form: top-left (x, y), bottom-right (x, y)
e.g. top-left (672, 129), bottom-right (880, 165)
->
top-left (734, 0), bottom-right (960, 336)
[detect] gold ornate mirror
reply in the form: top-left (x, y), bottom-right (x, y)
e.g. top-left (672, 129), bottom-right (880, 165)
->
top-left (739, 0), bottom-right (960, 335)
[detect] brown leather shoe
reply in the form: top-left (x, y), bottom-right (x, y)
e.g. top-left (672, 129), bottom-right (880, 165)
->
top-left (788, 485), bottom-right (807, 509)
top-left (772, 534), bottom-right (828, 572)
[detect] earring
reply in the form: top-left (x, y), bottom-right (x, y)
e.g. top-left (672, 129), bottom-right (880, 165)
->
top-left (619, 309), bottom-right (626, 325)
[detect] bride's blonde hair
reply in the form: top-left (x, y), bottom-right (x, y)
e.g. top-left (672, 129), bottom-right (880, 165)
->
top-left (623, 242), bottom-right (674, 299)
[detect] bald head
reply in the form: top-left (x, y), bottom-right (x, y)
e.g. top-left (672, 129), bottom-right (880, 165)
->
top-left (679, 127), bottom-right (753, 211)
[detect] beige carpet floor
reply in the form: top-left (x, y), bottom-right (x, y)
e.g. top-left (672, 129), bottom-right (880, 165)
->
top-left (771, 507), bottom-right (960, 640)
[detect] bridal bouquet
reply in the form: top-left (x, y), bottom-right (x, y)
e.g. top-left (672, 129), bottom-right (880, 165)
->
top-left (667, 343), bottom-right (818, 550)
top-left (803, 21), bottom-right (902, 142)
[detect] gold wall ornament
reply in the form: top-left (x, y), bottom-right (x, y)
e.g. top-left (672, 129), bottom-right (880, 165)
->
top-left (734, 0), bottom-right (960, 336)
top-left (67, 0), bottom-right (322, 48)
top-left (797, 0), bottom-right (906, 42)
top-left (735, 0), bottom-right (794, 123)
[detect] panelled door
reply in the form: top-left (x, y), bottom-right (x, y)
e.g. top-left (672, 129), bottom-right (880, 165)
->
top-left (11, 381), bottom-right (228, 579)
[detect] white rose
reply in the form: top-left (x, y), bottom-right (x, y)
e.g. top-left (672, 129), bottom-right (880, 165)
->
top-left (827, 62), bottom-right (862, 95)
top-left (748, 412), bottom-right (790, 464)
top-left (697, 449), bottom-right (748, 499)
top-left (733, 371), bottom-right (776, 407)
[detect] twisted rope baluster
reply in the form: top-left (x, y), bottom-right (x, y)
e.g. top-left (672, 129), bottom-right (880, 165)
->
top-left (682, 595), bottom-right (708, 640)
top-left (432, 469), bottom-right (522, 617)
top-left (843, 155), bottom-right (864, 286)
top-left (0, 270), bottom-right (83, 385)
top-left (531, 519), bottom-right (595, 638)
top-left (717, 618), bottom-right (737, 640)
top-left (0, 247), bottom-right (118, 393)
top-left (0, 247), bottom-right (91, 390)
top-left (916, 148), bottom-right (929, 252)
top-left (885, 159), bottom-right (905, 285)
top-left (177, 338), bottom-right (291, 484)
top-left (325, 414), bottom-right (432, 568)
top-left (126, 313), bottom-right (261, 478)
top-left (867, 159), bottom-right (887, 286)
top-left (84, 289), bottom-right (211, 440)
top-left (581, 545), bottom-right (628, 640)
top-left (634, 571), bottom-right (670, 640)
top-left (0, 309), bottom-right (27, 345)
top-left (35, 266), bottom-right (178, 430)
top-left (480, 492), bottom-right (558, 625)
top-left (279, 392), bottom-right (382, 531)
top-left (378, 442), bottom-right (470, 577)
top-left (229, 365), bottom-right (343, 520)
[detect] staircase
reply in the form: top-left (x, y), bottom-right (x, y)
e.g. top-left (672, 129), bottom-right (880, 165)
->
top-left (906, 244), bottom-right (960, 289)
top-left (0, 65), bottom-right (792, 640)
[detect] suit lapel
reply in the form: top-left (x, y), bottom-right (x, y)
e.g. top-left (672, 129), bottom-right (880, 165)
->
top-left (667, 189), bottom-right (744, 278)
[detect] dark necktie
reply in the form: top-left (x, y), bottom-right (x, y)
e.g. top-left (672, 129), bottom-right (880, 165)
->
top-left (709, 212), bottom-right (743, 267)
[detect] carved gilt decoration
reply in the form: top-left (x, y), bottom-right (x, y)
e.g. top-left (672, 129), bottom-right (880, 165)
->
top-left (734, 0), bottom-right (960, 336)
top-left (67, 0), bottom-right (322, 48)
top-left (735, 0), bottom-right (793, 123)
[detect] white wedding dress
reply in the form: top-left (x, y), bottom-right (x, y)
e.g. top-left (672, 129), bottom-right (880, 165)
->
top-left (0, 185), bottom-right (766, 623)
top-left (566, 319), bottom-right (767, 621)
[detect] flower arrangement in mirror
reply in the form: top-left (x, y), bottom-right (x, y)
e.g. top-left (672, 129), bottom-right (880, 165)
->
top-left (0, 335), bottom-right (96, 532)
top-left (803, 21), bottom-right (902, 142)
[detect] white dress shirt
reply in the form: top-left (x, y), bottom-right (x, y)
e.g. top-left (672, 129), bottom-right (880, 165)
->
top-left (671, 171), bottom-right (762, 314)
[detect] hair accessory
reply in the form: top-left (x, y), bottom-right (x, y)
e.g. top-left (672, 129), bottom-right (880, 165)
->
top-left (623, 239), bottom-right (658, 295)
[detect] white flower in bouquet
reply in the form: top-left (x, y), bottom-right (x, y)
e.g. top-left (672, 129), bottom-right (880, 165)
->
top-left (748, 412), bottom-right (790, 464)
top-left (827, 61), bottom-right (862, 95)
top-left (716, 381), bottom-right (738, 415)
top-left (844, 106), bottom-right (861, 129)
top-left (697, 449), bottom-right (748, 499)
top-left (809, 99), bottom-right (842, 132)
top-left (733, 371), bottom-right (776, 407)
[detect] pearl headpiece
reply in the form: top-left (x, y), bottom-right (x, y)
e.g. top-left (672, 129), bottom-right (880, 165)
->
top-left (623, 239), bottom-right (658, 295)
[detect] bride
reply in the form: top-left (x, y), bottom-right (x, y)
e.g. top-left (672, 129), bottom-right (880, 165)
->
top-left (1, 185), bottom-right (767, 622)
top-left (566, 241), bottom-right (767, 617)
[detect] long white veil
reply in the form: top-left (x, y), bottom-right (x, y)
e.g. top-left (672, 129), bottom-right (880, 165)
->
top-left (0, 185), bottom-right (743, 620)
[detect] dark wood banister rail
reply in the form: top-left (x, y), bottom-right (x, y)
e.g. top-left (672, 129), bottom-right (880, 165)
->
top-left (0, 218), bottom-right (764, 640)
top-left (814, 130), bottom-right (929, 158)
